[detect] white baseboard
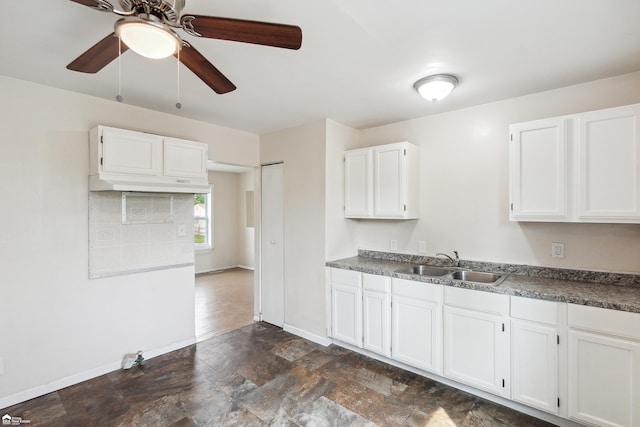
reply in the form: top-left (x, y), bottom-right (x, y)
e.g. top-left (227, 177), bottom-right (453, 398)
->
top-left (0, 337), bottom-right (196, 410)
top-left (283, 323), bottom-right (332, 347)
top-left (195, 265), bottom-right (255, 275)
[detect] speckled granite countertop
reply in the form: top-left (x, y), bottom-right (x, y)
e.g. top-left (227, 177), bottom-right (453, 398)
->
top-left (326, 250), bottom-right (640, 314)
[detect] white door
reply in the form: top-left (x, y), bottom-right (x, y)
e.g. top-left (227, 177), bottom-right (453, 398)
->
top-left (392, 295), bottom-right (441, 373)
top-left (362, 273), bottom-right (391, 357)
top-left (509, 118), bottom-right (569, 221)
top-left (344, 148), bottom-right (373, 218)
top-left (260, 163), bottom-right (284, 327)
top-left (101, 127), bottom-right (163, 176)
top-left (374, 143), bottom-right (406, 217)
top-left (163, 137), bottom-right (208, 180)
top-left (578, 104), bottom-right (640, 221)
top-left (444, 306), bottom-right (510, 397)
top-left (568, 329), bottom-right (640, 427)
top-left (511, 319), bottom-right (558, 414)
top-left (331, 283), bottom-right (362, 346)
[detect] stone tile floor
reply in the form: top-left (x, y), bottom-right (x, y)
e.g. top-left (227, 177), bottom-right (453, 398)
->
top-left (2, 322), bottom-right (555, 426)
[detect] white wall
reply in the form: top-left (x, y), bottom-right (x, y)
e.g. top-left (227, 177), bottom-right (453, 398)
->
top-left (259, 120), bottom-right (327, 338)
top-left (325, 119), bottom-right (361, 261)
top-left (238, 171), bottom-right (256, 269)
top-left (353, 71), bottom-right (640, 273)
top-left (0, 76), bottom-right (259, 405)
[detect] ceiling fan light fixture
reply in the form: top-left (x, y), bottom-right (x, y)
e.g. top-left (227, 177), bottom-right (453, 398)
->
top-left (115, 16), bottom-right (181, 59)
top-left (414, 74), bottom-right (458, 102)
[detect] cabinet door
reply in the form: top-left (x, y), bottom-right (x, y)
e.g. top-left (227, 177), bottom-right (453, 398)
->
top-left (578, 105), bottom-right (640, 221)
top-left (163, 138), bottom-right (208, 181)
top-left (392, 294), bottom-right (441, 374)
top-left (511, 319), bottom-right (558, 414)
top-left (363, 274), bottom-right (390, 357)
top-left (444, 306), bottom-right (510, 397)
top-left (344, 148), bottom-right (373, 217)
top-left (509, 118), bottom-right (569, 221)
top-left (374, 143), bottom-right (406, 217)
top-left (331, 282), bottom-right (362, 347)
top-left (568, 329), bottom-right (640, 427)
top-left (101, 127), bottom-right (162, 176)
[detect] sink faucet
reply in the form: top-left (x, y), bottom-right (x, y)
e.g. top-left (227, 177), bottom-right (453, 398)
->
top-left (436, 250), bottom-right (460, 267)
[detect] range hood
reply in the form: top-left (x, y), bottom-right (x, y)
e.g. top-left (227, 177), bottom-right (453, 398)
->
top-left (89, 175), bottom-right (210, 194)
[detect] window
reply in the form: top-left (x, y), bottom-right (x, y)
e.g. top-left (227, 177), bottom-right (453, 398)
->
top-left (194, 185), bottom-right (213, 251)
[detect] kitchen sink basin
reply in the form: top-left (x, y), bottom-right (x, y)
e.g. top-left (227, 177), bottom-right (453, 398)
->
top-left (449, 270), bottom-right (504, 284)
top-left (396, 265), bottom-right (452, 277)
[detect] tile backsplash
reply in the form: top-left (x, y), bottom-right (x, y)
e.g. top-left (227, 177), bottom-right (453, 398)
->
top-left (89, 192), bottom-right (194, 278)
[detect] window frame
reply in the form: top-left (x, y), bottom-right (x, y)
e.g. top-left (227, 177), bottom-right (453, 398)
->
top-left (194, 185), bottom-right (213, 253)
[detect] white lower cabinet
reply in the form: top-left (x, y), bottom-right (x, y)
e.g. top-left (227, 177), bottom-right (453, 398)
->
top-left (443, 287), bottom-right (510, 398)
top-left (568, 304), bottom-right (640, 427)
top-left (329, 267), bottom-right (640, 427)
top-left (391, 278), bottom-right (442, 374)
top-left (330, 269), bottom-right (362, 347)
top-left (363, 273), bottom-right (391, 357)
top-left (511, 296), bottom-right (561, 415)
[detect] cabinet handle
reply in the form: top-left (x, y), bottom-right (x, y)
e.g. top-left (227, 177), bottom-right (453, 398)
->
top-left (176, 179), bottom-right (191, 183)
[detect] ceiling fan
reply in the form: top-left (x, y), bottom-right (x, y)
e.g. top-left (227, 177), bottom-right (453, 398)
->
top-left (67, 0), bottom-right (303, 94)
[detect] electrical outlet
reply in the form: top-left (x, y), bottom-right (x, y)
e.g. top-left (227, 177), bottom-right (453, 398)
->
top-left (178, 224), bottom-right (186, 237)
top-left (418, 240), bottom-right (427, 254)
top-left (551, 242), bottom-right (565, 258)
top-left (390, 240), bottom-right (398, 251)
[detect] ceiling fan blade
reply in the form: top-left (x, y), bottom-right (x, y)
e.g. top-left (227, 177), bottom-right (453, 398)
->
top-left (177, 44), bottom-right (236, 94)
top-left (67, 33), bottom-right (128, 73)
top-left (69, 0), bottom-right (114, 12)
top-left (181, 15), bottom-right (302, 50)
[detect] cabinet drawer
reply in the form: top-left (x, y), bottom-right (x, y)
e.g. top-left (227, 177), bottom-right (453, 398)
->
top-left (363, 273), bottom-right (390, 292)
top-left (569, 304), bottom-right (640, 340)
top-left (444, 287), bottom-right (509, 315)
top-left (331, 268), bottom-right (361, 287)
top-left (392, 278), bottom-right (440, 301)
top-left (511, 296), bottom-right (557, 325)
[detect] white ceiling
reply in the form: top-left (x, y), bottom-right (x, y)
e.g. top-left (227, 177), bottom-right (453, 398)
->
top-left (2, 1), bottom-right (640, 134)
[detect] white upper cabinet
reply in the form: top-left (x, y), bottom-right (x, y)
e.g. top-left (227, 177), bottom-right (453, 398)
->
top-left (509, 103), bottom-right (640, 223)
top-left (509, 117), bottom-right (570, 221)
top-left (100, 126), bottom-right (163, 177)
top-left (344, 148), bottom-right (373, 217)
top-left (89, 125), bottom-right (209, 193)
top-left (163, 137), bottom-right (208, 181)
top-left (578, 105), bottom-right (640, 221)
top-left (344, 141), bottom-right (418, 219)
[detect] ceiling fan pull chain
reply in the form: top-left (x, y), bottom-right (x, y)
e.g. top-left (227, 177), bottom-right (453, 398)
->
top-left (176, 48), bottom-right (182, 109)
top-left (116, 36), bottom-right (123, 102)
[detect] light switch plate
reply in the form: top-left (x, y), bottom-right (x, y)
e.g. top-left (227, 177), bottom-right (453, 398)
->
top-left (0, 357), bottom-right (4, 375)
top-left (418, 240), bottom-right (427, 254)
top-left (178, 224), bottom-right (186, 237)
top-left (390, 240), bottom-right (398, 251)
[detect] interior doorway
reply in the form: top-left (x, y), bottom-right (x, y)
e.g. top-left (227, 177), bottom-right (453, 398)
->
top-left (194, 163), bottom-right (257, 341)
top-left (195, 268), bottom-right (254, 341)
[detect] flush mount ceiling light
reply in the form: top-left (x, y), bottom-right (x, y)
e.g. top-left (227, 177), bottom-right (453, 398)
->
top-left (414, 74), bottom-right (458, 102)
top-left (115, 15), bottom-right (182, 59)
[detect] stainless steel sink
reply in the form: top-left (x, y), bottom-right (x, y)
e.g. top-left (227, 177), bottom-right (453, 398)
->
top-left (396, 265), bottom-right (452, 277)
top-left (449, 270), bottom-right (503, 284)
